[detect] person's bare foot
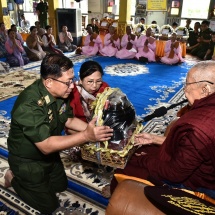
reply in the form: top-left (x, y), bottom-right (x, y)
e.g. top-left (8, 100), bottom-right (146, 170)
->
top-left (4, 169), bottom-right (14, 188)
top-left (101, 184), bottom-right (111, 198)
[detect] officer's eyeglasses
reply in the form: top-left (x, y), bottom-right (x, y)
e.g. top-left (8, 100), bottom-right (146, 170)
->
top-left (50, 77), bottom-right (77, 87)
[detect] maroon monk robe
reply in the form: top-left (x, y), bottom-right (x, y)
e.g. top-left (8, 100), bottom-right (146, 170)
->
top-left (111, 93), bottom-right (215, 195)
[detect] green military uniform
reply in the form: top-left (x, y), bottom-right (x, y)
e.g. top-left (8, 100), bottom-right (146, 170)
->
top-left (7, 79), bottom-right (73, 213)
top-left (36, 1), bottom-right (48, 28)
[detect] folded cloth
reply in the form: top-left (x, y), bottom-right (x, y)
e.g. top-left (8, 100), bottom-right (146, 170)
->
top-left (144, 186), bottom-right (215, 215)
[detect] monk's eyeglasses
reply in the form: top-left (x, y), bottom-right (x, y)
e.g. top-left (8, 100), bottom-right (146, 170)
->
top-left (183, 80), bottom-right (214, 88)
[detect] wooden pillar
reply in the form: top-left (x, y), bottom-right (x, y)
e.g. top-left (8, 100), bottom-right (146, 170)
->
top-left (0, 0), bottom-right (10, 29)
top-left (47, 0), bottom-right (59, 40)
top-left (118, 0), bottom-right (132, 36)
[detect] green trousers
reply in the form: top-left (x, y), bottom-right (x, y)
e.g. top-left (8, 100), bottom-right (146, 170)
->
top-left (8, 153), bottom-right (68, 214)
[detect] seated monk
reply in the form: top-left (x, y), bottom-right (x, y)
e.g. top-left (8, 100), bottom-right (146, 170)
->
top-left (102, 102), bottom-right (190, 198)
top-left (160, 33), bottom-right (184, 65)
top-left (135, 27), bottom-right (156, 62)
top-left (81, 25), bottom-right (102, 56)
top-left (115, 26), bottom-right (137, 59)
top-left (110, 61), bottom-right (215, 202)
top-left (99, 26), bottom-right (120, 57)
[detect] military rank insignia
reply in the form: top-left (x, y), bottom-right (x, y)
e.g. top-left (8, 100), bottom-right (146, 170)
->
top-left (48, 109), bottom-right (53, 122)
top-left (37, 97), bottom-right (45, 106)
top-left (59, 103), bottom-right (66, 115)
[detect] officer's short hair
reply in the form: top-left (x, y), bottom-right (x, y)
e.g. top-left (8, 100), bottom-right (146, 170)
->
top-left (40, 54), bottom-right (74, 79)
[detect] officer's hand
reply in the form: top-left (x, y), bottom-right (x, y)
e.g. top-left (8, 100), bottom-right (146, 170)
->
top-left (83, 118), bottom-right (113, 142)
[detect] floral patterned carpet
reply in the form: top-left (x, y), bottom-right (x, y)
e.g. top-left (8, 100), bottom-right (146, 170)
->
top-left (0, 53), bottom-right (200, 214)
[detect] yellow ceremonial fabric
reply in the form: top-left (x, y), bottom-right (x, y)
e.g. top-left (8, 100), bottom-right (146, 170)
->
top-left (114, 173), bottom-right (154, 186)
top-left (156, 40), bottom-right (166, 57)
top-left (156, 40), bottom-right (186, 57)
top-left (20, 33), bottom-right (30, 42)
top-left (180, 42), bottom-right (186, 57)
top-left (181, 189), bottom-right (215, 206)
top-left (115, 174), bottom-right (215, 206)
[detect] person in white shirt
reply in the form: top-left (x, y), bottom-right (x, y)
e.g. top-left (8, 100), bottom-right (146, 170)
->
top-left (41, 25), bottom-right (63, 55)
top-left (58, 25), bottom-right (77, 52)
top-left (20, 14), bottom-right (30, 32)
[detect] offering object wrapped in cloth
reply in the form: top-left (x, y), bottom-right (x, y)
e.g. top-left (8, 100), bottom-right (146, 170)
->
top-left (81, 87), bottom-right (143, 169)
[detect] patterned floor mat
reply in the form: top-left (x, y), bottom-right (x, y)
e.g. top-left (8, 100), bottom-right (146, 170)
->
top-left (0, 155), bottom-right (105, 215)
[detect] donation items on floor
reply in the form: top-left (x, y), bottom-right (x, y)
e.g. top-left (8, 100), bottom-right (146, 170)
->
top-left (81, 87), bottom-right (143, 169)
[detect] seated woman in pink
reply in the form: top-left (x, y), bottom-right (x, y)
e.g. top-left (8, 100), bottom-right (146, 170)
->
top-left (81, 25), bottom-right (102, 56)
top-left (99, 26), bottom-right (120, 57)
top-left (115, 26), bottom-right (137, 59)
top-left (135, 27), bottom-right (156, 62)
top-left (67, 60), bottom-right (109, 133)
top-left (160, 33), bottom-right (184, 65)
top-left (5, 29), bottom-right (29, 67)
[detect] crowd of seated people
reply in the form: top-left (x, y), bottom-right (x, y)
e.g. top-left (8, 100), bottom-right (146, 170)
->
top-left (0, 20), bottom-right (79, 66)
top-left (77, 18), bottom-right (215, 64)
top-left (1, 18), bottom-right (215, 67)
top-left (79, 24), bottom-right (184, 65)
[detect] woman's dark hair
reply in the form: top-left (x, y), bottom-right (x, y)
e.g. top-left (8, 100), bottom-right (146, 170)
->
top-left (30, 26), bottom-right (37, 32)
top-left (40, 54), bottom-right (73, 79)
top-left (7, 29), bottom-right (14, 35)
top-left (79, 61), bottom-right (103, 80)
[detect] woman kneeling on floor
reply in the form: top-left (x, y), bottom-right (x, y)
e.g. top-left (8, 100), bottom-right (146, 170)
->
top-left (5, 29), bottom-right (29, 67)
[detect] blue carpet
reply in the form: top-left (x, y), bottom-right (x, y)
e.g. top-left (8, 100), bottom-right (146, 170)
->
top-left (71, 56), bottom-right (191, 117)
top-left (0, 55), bottom-right (197, 213)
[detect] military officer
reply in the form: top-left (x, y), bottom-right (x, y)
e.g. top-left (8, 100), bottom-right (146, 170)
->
top-left (4, 54), bottom-right (113, 214)
top-left (36, 0), bottom-right (48, 28)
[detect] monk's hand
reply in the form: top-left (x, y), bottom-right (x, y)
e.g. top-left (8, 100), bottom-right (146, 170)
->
top-left (134, 132), bottom-right (153, 146)
top-left (171, 43), bottom-right (175, 49)
top-left (83, 118), bottom-right (113, 142)
top-left (144, 39), bottom-right (148, 46)
top-left (135, 151), bottom-right (147, 157)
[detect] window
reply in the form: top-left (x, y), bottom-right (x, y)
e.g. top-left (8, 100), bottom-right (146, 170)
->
top-left (181, 0), bottom-right (210, 19)
top-left (22, 0), bottom-right (38, 27)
